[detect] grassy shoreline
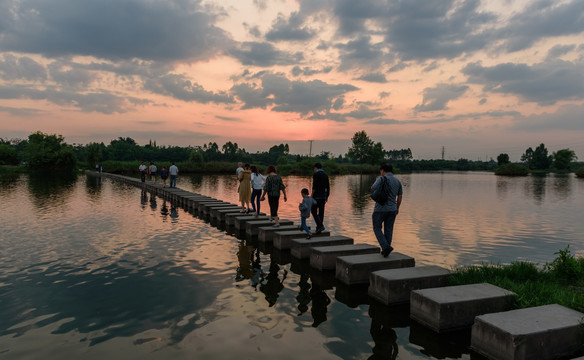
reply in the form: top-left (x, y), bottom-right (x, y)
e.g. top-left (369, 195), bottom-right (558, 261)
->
top-left (448, 247), bottom-right (584, 313)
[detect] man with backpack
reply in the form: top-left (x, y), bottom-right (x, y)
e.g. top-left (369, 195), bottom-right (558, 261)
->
top-left (371, 163), bottom-right (403, 257)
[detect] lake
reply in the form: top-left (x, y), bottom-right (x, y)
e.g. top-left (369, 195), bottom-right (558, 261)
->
top-left (1, 171), bottom-right (583, 359)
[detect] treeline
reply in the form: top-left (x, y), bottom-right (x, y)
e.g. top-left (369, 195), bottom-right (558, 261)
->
top-left (495, 143), bottom-right (581, 176)
top-left (1, 131), bottom-right (581, 176)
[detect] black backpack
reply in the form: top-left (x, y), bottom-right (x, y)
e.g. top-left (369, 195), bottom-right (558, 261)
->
top-left (370, 176), bottom-right (388, 204)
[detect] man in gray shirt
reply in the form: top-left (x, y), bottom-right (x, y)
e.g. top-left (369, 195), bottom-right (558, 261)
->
top-left (371, 163), bottom-right (403, 257)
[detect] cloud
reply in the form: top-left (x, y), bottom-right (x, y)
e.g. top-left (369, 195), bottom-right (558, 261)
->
top-left (512, 103), bottom-right (584, 132)
top-left (0, 54), bottom-right (47, 81)
top-left (48, 61), bottom-right (95, 89)
top-left (546, 44), bottom-right (576, 60)
top-left (496, 0), bottom-right (584, 52)
top-left (265, 12), bottom-right (316, 41)
top-left (382, 0), bottom-right (495, 61)
top-left (0, 106), bottom-right (45, 116)
top-left (365, 118), bottom-right (401, 125)
top-left (216, 115), bottom-right (242, 122)
top-left (343, 105), bottom-right (384, 119)
top-left (144, 74), bottom-right (235, 104)
top-left (291, 66), bottom-right (333, 77)
top-left (463, 60), bottom-right (584, 105)
top-left (229, 42), bottom-right (303, 67)
top-left (414, 83), bottom-right (469, 112)
top-left (0, 0), bottom-right (232, 62)
top-left (336, 36), bottom-right (390, 70)
top-left (0, 84), bottom-right (148, 113)
top-left (356, 72), bottom-right (387, 83)
top-left (231, 72), bottom-right (358, 115)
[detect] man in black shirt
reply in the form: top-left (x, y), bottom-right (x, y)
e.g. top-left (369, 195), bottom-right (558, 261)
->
top-left (311, 162), bottom-right (330, 234)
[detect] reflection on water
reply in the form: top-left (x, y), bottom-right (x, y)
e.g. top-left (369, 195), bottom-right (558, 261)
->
top-left (1, 172), bottom-right (583, 359)
top-left (368, 318), bottom-right (398, 360)
top-left (347, 174), bottom-right (377, 214)
top-left (27, 172), bottom-right (77, 214)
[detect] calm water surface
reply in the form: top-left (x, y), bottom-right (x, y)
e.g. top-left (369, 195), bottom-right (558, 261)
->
top-left (1, 172), bottom-right (583, 359)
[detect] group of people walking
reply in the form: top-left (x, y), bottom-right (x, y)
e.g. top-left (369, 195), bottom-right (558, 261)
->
top-left (138, 159), bottom-right (403, 257)
top-left (139, 161), bottom-right (179, 188)
top-left (236, 162), bottom-right (330, 238)
top-left (237, 161), bottom-right (403, 257)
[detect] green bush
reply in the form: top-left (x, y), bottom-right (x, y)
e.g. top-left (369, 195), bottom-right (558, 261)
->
top-left (495, 163), bottom-right (529, 176)
top-left (576, 167), bottom-right (584, 178)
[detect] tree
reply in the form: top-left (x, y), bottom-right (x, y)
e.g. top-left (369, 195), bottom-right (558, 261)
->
top-left (189, 149), bottom-right (204, 164)
top-left (107, 137), bottom-right (139, 161)
top-left (24, 131), bottom-right (77, 170)
top-left (0, 144), bottom-right (19, 165)
top-left (222, 141), bottom-right (239, 161)
top-left (531, 143), bottom-right (553, 170)
top-left (347, 130), bottom-right (384, 164)
top-left (86, 142), bottom-right (103, 169)
top-left (497, 153), bottom-right (510, 166)
top-left (553, 149), bottom-right (577, 170)
top-left (520, 147), bottom-right (533, 164)
top-left (521, 144), bottom-right (552, 170)
top-left (386, 148), bottom-right (413, 161)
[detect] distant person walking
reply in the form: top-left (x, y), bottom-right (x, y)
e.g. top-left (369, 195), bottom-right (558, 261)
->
top-left (235, 162), bottom-right (244, 194)
top-left (160, 165), bottom-right (169, 187)
top-left (139, 162), bottom-right (147, 182)
top-left (250, 165), bottom-right (265, 216)
top-left (311, 162), bottom-right (330, 234)
top-left (371, 163), bottom-right (403, 257)
top-left (239, 163), bottom-right (252, 213)
top-left (169, 162), bottom-right (179, 188)
top-left (299, 188), bottom-right (317, 239)
top-left (149, 162), bottom-right (157, 182)
top-left (261, 165), bottom-right (287, 227)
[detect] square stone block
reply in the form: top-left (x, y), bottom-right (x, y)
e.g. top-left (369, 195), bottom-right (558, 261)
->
top-left (310, 244), bottom-right (379, 270)
top-left (471, 304), bottom-right (584, 360)
top-left (246, 219), bottom-right (293, 236)
top-left (410, 283), bottom-right (516, 333)
top-left (368, 265), bottom-right (451, 306)
top-left (290, 236), bottom-right (354, 259)
top-left (273, 230), bottom-right (330, 250)
top-left (336, 253), bottom-right (415, 285)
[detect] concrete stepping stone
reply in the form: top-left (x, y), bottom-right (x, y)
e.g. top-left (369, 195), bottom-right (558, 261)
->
top-left (273, 230), bottom-right (331, 250)
top-left (410, 283), bottom-right (516, 333)
top-left (225, 211), bottom-right (254, 226)
top-left (210, 205), bottom-right (242, 220)
top-left (258, 225), bottom-right (301, 243)
top-left (234, 215), bottom-right (270, 230)
top-left (310, 244), bottom-right (379, 270)
top-left (471, 304), bottom-right (584, 360)
top-left (197, 201), bottom-right (229, 213)
top-left (201, 203), bottom-right (236, 216)
top-left (336, 252), bottom-right (415, 285)
top-left (216, 208), bottom-right (246, 222)
top-left (246, 219), bottom-right (293, 236)
top-left (291, 236), bottom-right (355, 259)
top-left (368, 265), bottom-right (451, 306)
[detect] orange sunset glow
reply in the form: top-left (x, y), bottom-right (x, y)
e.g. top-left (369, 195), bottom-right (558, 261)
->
top-left (1, 0), bottom-right (583, 160)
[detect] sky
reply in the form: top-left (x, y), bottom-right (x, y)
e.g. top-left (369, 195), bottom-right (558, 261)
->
top-left (0, 0), bottom-right (583, 161)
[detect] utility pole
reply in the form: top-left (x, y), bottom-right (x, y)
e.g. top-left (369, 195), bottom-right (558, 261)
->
top-left (308, 140), bottom-right (314, 157)
top-left (441, 146), bottom-right (445, 160)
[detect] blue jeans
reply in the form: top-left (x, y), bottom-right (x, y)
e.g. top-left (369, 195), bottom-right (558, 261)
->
top-left (251, 189), bottom-right (262, 214)
top-left (311, 198), bottom-right (326, 229)
top-left (170, 175), bottom-right (177, 188)
top-left (301, 217), bottom-right (310, 234)
top-left (372, 211), bottom-right (397, 252)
